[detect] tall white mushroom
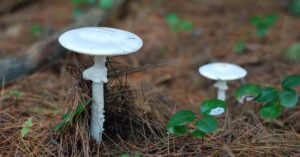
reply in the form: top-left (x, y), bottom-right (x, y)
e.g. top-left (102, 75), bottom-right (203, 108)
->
top-left (198, 63), bottom-right (247, 101)
top-left (58, 27), bottom-right (143, 143)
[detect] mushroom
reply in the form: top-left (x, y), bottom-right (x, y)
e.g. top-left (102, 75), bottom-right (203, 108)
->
top-left (198, 63), bottom-right (247, 101)
top-left (58, 27), bottom-right (143, 143)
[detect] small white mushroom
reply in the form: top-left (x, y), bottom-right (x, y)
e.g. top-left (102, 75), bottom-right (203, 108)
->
top-left (58, 27), bottom-right (143, 143)
top-left (198, 63), bottom-right (247, 101)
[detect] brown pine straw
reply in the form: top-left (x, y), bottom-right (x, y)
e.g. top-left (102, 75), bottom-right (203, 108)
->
top-left (0, 56), bottom-right (300, 156)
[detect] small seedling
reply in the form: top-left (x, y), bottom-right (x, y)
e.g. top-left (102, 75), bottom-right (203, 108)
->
top-left (30, 25), bottom-right (43, 38)
top-left (235, 75), bottom-right (300, 120)
top-left (234, 41), bottom-right (247, 54)
top-left (166, 99), bottom-right (227, 138)
top-left (250, 14), bottom-right (277, 37)
top-left (285, 43), bottom-right (300, 61)
top-left (165, 13), bottom-right (194, 33)
top-left (21, 117), bottom-right (33, 138)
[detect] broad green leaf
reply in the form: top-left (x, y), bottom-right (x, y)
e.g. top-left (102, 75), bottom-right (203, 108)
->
top-left (234, 41), bottom-right (246, 54)
top-left (279, 89), bottom-right (298, 108)
top-left (256, 27), bottom-right (267, 37)
top-left (8, 90), bottom-right (24, 97)
top-left (70, 0), bottom-right (82, 4)
top-left (285, 43), bottom-right (300, 61)
top-left (200, 99), bottom-right (227, 116)
top-left (235, 84), bottom-right (261, 103)
top-left (120, 153), bottom-right (129, 157)
top-left (179, 20), bottom-right (194, 31)
top-left (263, 14), bottom-right (277, 27)
top-left (167, 110), bottom-right (196, 126)
top-left (166, 125), bottom-right (188, 135)
top-left (21, 127), bottom-right (29, 138)
top-left (191, 130), bottom-right (206, 138)
top-left (256, 87), bottom-right (278, 103)
top-left (195, 116), bottom-right (218, 133)
top-left (99, 0), bottom-right (113, 9)
top-left (165, 13), bottom-right (180, 27)
top-left (250, 16), bottom-right (260, 26)
top-left (282, 75), bottom-right (300, 89)
top-left (259, 102), bottom-right (282, 120)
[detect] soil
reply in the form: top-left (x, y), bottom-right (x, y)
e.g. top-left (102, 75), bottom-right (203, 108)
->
top-left (0, 0), bottom-right (300, 156)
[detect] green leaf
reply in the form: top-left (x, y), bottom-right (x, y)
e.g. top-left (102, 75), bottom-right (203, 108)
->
top-left (30, 25), bottom-right (43, 37)
top-left (84, 0), bottom-right (96, 4)
top-left (72, 8), bottom-right (84, 17)
top-left (285, 43), bottom-right (300, 61)
top-left (165, 13), bottom-right (180, 28)
top-left (21, 127), bottom-right (29, 138)
top-left (99, 0), bottom-right (113, 9)
top-left (21, 117), bottom-right (33, 138)
top-left (256, 27), bottom-right (267, 37)
top-left (8, 90), bottom-right (24, 97)
top-left (166, 125), bottom-right (188, 135)
top-left (167, 110), bottom-right (196, 126)
top-left (250, 16), bottom-right (261, 26)
top-left (179, 20), bottom-right (194, 32)
top-left (280, 89), bottom-right (299, 108)
top-left (282, 75), bottom-right (300, 89)
top-left (195, 116), bottom-right (218, 133)
top-left (234, 41), bottom-right (247, 54)
top-left (259, 102), bottom-right (282, 120)
top-left (288, 0), bottom-right (300, 16)
top-left (120, 153), bottom-right (129, 157)
top-left (70, 0), bottom-right (82, 4)
top-left (53, 121), bottom-right (67, 132)
top-left (191, 130), bottom-right (206, 138)
top-left (200, 99), bottom-right (227, 116)
top-left (23, 118), bottom-right (33, 128)
top-left (74, 99), bottom-right (92, 116)
top-left (61, 112), bottom-right (73, 122)
top-left (235, 84), bottom-right (261, 103)
top-left (256, 87), bottom-right (279, 103)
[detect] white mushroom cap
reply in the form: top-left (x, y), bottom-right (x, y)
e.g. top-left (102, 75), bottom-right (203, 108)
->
top-left (199, 63), bottom-right (247, 81)
top-left (58, 27), bottom-right (143, 56)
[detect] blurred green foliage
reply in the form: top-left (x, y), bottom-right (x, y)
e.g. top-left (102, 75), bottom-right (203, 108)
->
top-left (165, 13), bottom-right (194, 33)
top-left (285, 43), bottom-right (300, 61)
top-left (250, 14), bottom-right (277, 37)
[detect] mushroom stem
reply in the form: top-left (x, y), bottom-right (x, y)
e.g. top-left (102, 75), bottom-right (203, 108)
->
top-left (214, 80), bottom-right (228, 101)
top-left (83, 56), bottom-right (108, 143)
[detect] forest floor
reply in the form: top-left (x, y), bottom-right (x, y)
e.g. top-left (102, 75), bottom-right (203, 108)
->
top-left (0, 0), bottom-right (300, 156)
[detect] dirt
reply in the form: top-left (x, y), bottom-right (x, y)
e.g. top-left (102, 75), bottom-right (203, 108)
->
top-left (0, 0), bottom-right (300, 156)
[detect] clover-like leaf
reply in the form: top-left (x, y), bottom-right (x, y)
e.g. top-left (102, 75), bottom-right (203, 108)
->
top-left (200, 99), bottom-right (227, 116)
top-left (259, 102), bottom-right (282, 120)
top-left (167, 110), bottom-right (196, 126)
top-left (255, 87), bottom-right (278, 103)
top-left (235, 84), bottom-right (261, 103)
top-left (279, 89), bottom-right (298, 108)
top-left (195, 116), bottom-right (218, 133)
top-left (282, 75), bottom-right (300, 89)
top-left (166, 125), bottom-right (188, 136)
